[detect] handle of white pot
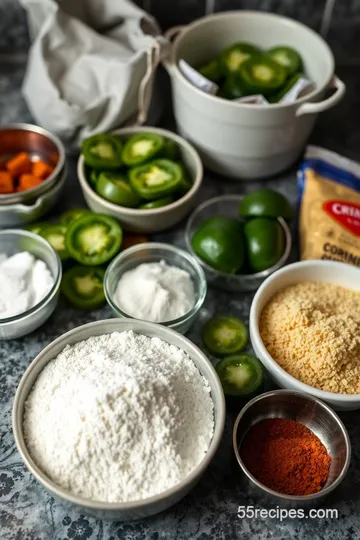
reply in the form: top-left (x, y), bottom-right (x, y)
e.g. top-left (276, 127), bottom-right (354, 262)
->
top-left (296, 75), bottom-right (346, 116)
top-left (162, 25), bottom-right (186, 76)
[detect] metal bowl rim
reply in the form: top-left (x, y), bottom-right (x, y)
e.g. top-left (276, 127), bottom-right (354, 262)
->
top-left (232, 389), bottom-right (351, 501)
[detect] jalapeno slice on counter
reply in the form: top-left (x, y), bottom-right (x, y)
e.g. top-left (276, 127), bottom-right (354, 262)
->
top-left (202, 315), bottom-right (248, 356)
top-left (220, 43), bottom-right (261, 74)
top-left (122, 133), bottom-right (164, 167)
top-left (40, 225), bottom-right (69, 261)
top-left (61, 265), bottom-right (106, 310)
top-left (238, 55), bottom-right (287, 96)
top-left (268, 46), bottom-right (303, 76)
top-left (59, 208), bottom-right (92, 227)
top-left (129, 159), bottom-right (182, 201)
top-left (198, 59), bottom-right (223, 83)
top-left (82, 134), bottom-right (123, 170)
top-left (216, 354), bottom-right (264, 396)
top-left (96, 172), bottom-right (141, 207)
top-left (65, 214), bottom-right (122, 266)
top-left (139, 196), bottom-right (174, 210)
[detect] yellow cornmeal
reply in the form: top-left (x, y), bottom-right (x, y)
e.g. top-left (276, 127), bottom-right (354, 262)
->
top-left (260, 281), bottom-right (360, 394)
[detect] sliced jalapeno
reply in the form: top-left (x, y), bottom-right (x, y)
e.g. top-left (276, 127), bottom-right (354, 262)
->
top-left (268, 73), bottom-right (302, 103)
top-left (216, 354), bottom-right (264, 396)
top-left (25, 222), bottom-right (50, 235)
top-left (129, 159), bottom-right (182, 201)
top-left (65, 214), bottom-right (122, 266)
top-left (40, 225), bottom-right (69, 261)
top-left (59, 208), bottom-right (92, 227)
top-left (268, 46), bottom-right (303, 76)
top-left (122, 133), bottom-right (164, 166)
top-left (88, 169), bottom-right (99, 188)
top-left (96, 172), bottom-right (141, 208)
top-left (61, 265), bottom-right (105, 310)
top-left (139, 196), bottom-right (174, 210)
top-left (198, 59), bottom-right (223, 83)
top-left (82, 134), bottom-right (123, 170)
top-left (202, 315), bottom-right (248, 356)
top-left (160, 139), bottom-right (181, 161)
top-left (238, 55), bottom-right (287, 96)
top-left (217, 76), bottom-right (245, 100)
top-left (220, 43), bottom-right (261, 74)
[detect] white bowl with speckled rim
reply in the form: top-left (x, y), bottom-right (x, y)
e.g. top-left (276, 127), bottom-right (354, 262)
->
top-left (12, 318), bottom-right (225, 520)
top-left (250, 260), bottom-right (360, 411)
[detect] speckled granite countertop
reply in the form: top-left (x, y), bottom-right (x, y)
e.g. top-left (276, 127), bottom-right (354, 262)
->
top-left (1, 57), bottom-right (360, 540)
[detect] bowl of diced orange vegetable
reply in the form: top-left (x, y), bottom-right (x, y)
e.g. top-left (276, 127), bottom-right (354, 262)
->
top-left (0, 123), bottom-right (66, 226)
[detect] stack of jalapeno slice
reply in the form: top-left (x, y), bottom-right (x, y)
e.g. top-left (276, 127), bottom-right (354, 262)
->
top-left (82, 132), bottom-right (192, 209)
top-left (196, 42), bottom-right (306, 103)
top-left (23, 210), bottom-right (123, 311)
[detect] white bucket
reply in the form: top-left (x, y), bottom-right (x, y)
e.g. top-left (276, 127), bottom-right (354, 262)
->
top-left (163, 11), bottom-right (345, 180)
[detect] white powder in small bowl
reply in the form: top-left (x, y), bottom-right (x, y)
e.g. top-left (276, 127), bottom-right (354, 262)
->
top-left (23, 331), bottom-right (214, 503)
top-left (114, 260), bottom-right (196, 322)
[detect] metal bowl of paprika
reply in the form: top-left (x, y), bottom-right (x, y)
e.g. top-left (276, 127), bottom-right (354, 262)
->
top-left (233, 390), bottom-right (351, 504)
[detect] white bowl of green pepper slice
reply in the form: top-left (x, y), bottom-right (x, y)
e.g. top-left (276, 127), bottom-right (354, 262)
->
top-left (163, 11), bottom-right (345, 179)
top-left (77, 127), bottom-right (203, 234)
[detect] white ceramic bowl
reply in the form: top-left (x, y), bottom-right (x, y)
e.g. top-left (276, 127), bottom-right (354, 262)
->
top-left (250, 260), bottom-right (360, 411)
top-left (164, 11), bottom-right (345, 180)
top-left (77, 127), bottom-right (203, 233)
top-left (12, 319), bottom-right (225, 520)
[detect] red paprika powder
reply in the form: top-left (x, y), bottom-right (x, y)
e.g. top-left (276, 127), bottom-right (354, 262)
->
top-left (240, 418), bottom-right (331, 496)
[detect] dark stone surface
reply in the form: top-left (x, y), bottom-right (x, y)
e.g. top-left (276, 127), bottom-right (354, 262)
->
top-left (1, 53), bottom-right (360, 539)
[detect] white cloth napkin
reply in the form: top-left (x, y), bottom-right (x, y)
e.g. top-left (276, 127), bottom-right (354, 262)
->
top-left (20, 0), bottom-right (168, 149)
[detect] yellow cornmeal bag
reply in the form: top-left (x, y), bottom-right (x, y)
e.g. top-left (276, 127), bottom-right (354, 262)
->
top-left (298, 146), bottom-right (360, 267)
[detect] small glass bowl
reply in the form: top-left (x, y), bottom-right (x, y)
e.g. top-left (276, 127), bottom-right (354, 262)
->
top-left (185, 194), bottom-right (292, 292)
top-left (0, 230), bottom-right (62, 340)
top-left (104, 242), bottom-right (207, 334)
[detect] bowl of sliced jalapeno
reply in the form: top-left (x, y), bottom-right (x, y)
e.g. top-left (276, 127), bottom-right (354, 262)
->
top-left (185, 193), bottom-right (292, 292)
top-left (77, 127), bottom-right (203, 234)
top-left (163, 10), bottom-right (345, 179)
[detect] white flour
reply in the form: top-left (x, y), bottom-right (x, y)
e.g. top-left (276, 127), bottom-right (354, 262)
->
top-left (24, 331), bottom-right (214, 503)
top-left (114, 260), bottom-right (196, 322)
top-left (0, 251), bottom-right (54, 318)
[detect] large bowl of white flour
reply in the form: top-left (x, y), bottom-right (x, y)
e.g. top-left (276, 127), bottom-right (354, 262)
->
top-left (12, 319), bottom-right (225, 520)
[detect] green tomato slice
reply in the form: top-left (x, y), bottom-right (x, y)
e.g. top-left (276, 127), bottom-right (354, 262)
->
top-left (61, 265), bottom-right (105, 310)
top-left (129, 159), bottom-right (182, 201)
top-left (59, 208), bottom-right (92, 227)
top-left (122, 133), bottom-right (164, 166)
top-left (202, 315), bottom-right (248, 355)
top-left (216, 354), bottom-right (264, 396)
top-left (220, 43), bottom-right (261, 74)
top-left (40, 225), bottom-right (69, 261)
top-left (82, 134), bottom-right (123, 170)
top-left (238, 55), bottom-right (287, 96)
top-left (268, 46), bottom-right (303, 76)
top-left (65, 214), bottom-right (122, 266)
top-left (96, 172), bottom-right (141, 207)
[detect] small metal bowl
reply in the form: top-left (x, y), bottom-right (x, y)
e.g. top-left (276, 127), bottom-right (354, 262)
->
top-left (0, 230), bottom-right (62, 340)
top-left (0, 123), bottom-right (66, 205)
top-left (12, 318), bottom-right (225, 520)
top-left (104, 242), bottom-right (207, 334)
top-left (185, 194), bottom-right (292, 292)
top-left (233, 390), bottom-right (351, 504)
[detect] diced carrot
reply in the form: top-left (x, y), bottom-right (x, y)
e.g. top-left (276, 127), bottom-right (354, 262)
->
top-left (18, 174), bottom-right (42, 191)
top-left (32, 159), bottom-right (54, 179)
top-left (6, 152), bottom-right (32, 178)
top-left (0, 171), bottom-right (14, 193)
